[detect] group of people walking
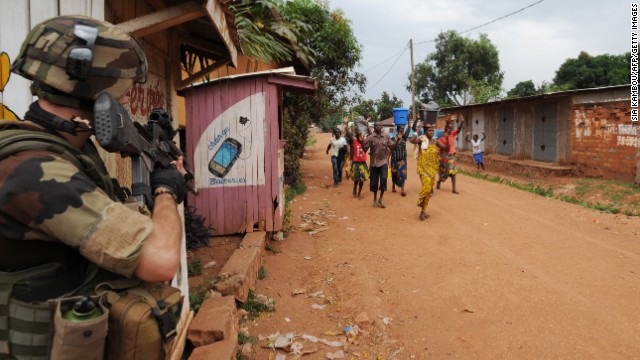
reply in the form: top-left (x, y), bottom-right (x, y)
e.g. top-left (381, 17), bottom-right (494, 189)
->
top-left (326, 115), bottom-right (469, 220)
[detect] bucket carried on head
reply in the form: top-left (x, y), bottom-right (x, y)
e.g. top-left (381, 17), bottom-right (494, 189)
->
top-left (393, 108), bottom-right (409, 125)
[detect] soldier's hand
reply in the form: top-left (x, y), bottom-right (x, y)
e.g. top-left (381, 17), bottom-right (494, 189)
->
top-left (151, 165), bottom-right (186, 204)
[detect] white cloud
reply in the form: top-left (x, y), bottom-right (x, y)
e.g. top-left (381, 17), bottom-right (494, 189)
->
top-left (329, 0), bottom-right (630, 105)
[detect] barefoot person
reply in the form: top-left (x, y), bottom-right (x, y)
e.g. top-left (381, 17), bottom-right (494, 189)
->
top-left (437, 116), bottom-right (464, 194)
top-left (344, 116), bottom-right (369, 199)
top-left (364, 121), bottom-right (396, 208)
top-left (391, 125), bottom-right (410, 196)
top-left (411, 122), bottom-right (448, 220)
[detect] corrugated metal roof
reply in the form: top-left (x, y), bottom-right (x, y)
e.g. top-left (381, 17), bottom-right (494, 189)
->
top-left (442, 84), bottom-right (631, 111)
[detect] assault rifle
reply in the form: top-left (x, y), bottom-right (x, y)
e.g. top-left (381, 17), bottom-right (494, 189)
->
top-left (93, 92), bottom-right (198, 208)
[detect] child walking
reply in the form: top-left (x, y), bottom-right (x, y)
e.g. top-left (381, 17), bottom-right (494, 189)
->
top-left (465, 132), bottom-right (486, 170)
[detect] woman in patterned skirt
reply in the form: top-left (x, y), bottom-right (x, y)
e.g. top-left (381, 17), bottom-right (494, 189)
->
top-left (411, 123), bottom-right (449, 220)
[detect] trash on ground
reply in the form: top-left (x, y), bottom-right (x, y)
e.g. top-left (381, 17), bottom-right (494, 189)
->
top-left (311, 304), bottom-right (326, 310)
top-left (301, 334), bottom-right (344, 347)
top-left (292, 288), bottom-right (307, 296)
top-left (261, 332), bottom-right (295, 349)
top-left (326, 350), bottom-right (345, 359)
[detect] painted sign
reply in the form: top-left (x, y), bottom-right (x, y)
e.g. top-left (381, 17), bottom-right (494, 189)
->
top-left (194, 92), bottom-right (266, 188)
top-left (574, 110), bottom-right (640, 148)
top-left (123, 73), bottom-right (166, 123)
top-left (0, 52), bottom-right (19, 120)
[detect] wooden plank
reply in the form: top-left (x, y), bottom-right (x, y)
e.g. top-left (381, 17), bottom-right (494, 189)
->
top-left (203, 0), bottom-right (237, 67)
top-left (261, 79), bottom-right (270, 231)
top-left (246, 78), bottom-right (259, 231)
top-left (182, 37), bottom-right (228, 58)
top-left (251, 79), bottom-right (262, 230)
top-left (212, 84), bottom-right (226, 235)
top-left (30, 0), bottom-right (59, 25)
top-left (116, 1), bottom-right (204, 38)
top-left (60, 0), bottom-right (87, 15)
top-left (268, 74), bottom-right (317, 95)
top-left (266, 81), bottom-right (277, 231)
top-left (90, 0), bottom-right (105, 19)
top-left (122, 0), bottom-right (136, 22)
top-left (178, 58), bottom-right (229, 91)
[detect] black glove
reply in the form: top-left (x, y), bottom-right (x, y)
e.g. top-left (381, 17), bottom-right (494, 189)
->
top-left (150, 166), bottom-right (186, 204)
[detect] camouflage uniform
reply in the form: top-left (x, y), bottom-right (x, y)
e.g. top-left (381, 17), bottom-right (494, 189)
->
top-left (0, 122), bottom-right (151, 277)
top-left (1, 15), bottom-right (151, 359)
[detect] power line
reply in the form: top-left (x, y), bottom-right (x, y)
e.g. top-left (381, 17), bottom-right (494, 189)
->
top-left (367, 43), bottom-right (409, 91)
top-left (416, 0), bottom-right (545, 45)
top-left (361, 0), bottom-right (545, 95)
top-left (362, 46), bottom-right (409, 73)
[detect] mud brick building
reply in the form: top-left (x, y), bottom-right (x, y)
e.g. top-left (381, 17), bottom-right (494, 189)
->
top-left (439, 85), bottom-right (639, 184)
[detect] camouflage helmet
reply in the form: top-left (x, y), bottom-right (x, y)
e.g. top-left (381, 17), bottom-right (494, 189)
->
top-left (11, 15), bottom-right (147, 108)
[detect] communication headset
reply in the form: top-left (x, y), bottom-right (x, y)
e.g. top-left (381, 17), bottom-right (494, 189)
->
top-left (66, 24), bottom-right (99, 81)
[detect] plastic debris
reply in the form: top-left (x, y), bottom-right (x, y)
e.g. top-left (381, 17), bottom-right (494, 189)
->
top-left (311, 304), bottom-right (326, 310)
top-left (326, 350), bottom-right (345, 359)
top-left (301, 334), bottom-right (343, 347)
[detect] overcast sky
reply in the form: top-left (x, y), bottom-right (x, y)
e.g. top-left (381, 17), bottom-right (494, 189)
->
top-left (328, 0), bottom-right (630, 107)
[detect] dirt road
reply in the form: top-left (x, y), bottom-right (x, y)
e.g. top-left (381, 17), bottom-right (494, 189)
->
top-left (245, 132), bottom-right (640, 359)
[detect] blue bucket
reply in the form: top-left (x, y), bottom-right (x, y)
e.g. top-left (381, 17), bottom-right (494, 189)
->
top-left (393, 108), bottom-right (409, 125)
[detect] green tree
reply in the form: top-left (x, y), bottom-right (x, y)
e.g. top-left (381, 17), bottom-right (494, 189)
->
top-left (537, 80), bottom-right (571, 94)
top-left (375, 91), bottom-right (403, 121)
top-left (553, 51), bottom-right (630, 90)
top-left (277, 0), bottom-right (364, 185)
top-left (351, 99), bottom-right (376, 120)
top-left (229, 0), bottom-right (314, 64)
top-left (506, 80), bottom-right (537, 98)
top-left (411, 30), bottom-right (503, 106)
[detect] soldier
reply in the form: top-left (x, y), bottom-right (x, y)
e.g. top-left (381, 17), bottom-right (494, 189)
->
top-left (0, 15), bottom-right (186, 359)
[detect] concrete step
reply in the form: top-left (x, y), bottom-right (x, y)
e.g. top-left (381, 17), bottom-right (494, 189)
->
top-left (188, 231), bottom-right (266, 359)
top-left (214, 231), bottom-right (266, 302)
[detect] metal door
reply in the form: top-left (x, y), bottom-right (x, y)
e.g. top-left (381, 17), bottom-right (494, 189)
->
top-left (533, 103), bottom-right (558, 162)
top-left (471, 110), bottom-right (485, 152)
top-left (497, 107), bottom-right (514, 155)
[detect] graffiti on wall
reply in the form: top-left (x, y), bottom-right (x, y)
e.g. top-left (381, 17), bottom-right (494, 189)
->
top-left (194, 92), bottom-right (266, 188)
top-left (0, 52), bottom-right (19, 120)
top-left (123, 75), bottom-right (166, 122)
top-left (611, 124), bottom-right (639, 147)
top-left (574, 110), bottom-right (639, 147)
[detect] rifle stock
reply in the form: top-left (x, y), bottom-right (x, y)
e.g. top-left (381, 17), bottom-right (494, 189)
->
top-left (93, 92), bottom-right (198, 205)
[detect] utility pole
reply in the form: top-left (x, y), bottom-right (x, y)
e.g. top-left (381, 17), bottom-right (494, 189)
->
top-left (410, 39), bottom-right (416, 123)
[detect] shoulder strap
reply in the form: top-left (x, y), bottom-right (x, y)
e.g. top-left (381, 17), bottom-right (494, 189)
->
top-left (0, 121), bottom-right (116, 198)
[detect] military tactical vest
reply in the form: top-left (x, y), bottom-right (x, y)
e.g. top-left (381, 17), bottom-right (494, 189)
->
top-left (0, 120), bottom-right (119, 359)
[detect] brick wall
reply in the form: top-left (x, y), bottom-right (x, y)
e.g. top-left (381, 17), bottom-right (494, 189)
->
top-left (570, 101), bottom-right (639, 182)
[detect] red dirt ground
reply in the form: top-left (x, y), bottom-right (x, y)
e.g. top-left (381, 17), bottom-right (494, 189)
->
top-left (191, 132), bottom-right (640, 359)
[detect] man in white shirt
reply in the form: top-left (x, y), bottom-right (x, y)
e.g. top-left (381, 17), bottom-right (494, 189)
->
top-left (326, 128), bottom-right (348, 186)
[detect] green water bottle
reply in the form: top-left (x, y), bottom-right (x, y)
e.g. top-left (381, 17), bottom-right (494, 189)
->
top-left (63, 296), bottom-right (102, 322)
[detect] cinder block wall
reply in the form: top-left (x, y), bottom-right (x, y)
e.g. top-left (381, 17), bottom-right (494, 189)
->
top-left (570, 100), bottom-right (639, 182)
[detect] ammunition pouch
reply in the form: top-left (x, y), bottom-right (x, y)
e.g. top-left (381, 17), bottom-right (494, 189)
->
top-left (0, 262), bottom-right (99, 359)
